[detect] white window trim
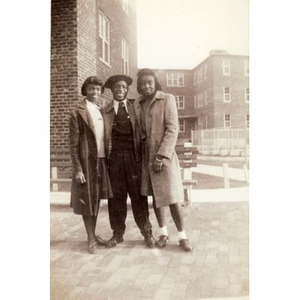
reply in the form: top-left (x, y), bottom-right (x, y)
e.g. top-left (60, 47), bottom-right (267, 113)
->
top-left (224, 114), bottom-right (231, 128)
top-left (245, 87), bottom-right (249, 103)
top-left (99, 11), bottom-right (110, 65)
top-left (121, 37), bottom-right (129, 75)
top-left (223, 87), bottom-right (231, 102)
top-left (197, 94), bottom-right (203, 107)
top-left (179, 118), bottom-right (185, 132)
top-left (246, 114), bottom-right (249, 128)
top-left (175, 96), bottom-right (185, 109)
top-left (223, 59), bottom-right (230, 76)
top-left (167, 73), bottom-right (184, 87)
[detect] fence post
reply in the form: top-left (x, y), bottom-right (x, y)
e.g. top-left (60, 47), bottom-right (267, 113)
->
top-left (223, 163), bottom-right (230, 189)
top-left (51, 167), bottom-right (58, 192)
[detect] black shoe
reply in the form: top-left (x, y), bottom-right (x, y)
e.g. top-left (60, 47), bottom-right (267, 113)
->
top-left (95, 235), bottom-right (107, 246)
top-left (105, 236), bottom-right (124, 248)
top-left (144, 233), bottom-right (155, 248)
top-left (179, 239), bottom-right (193, 252)
top-left (155, 235), bottom-right (169, 248)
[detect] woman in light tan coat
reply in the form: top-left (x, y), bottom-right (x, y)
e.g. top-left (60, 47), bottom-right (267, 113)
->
top-left (136, 68), bottom-right (193, 252)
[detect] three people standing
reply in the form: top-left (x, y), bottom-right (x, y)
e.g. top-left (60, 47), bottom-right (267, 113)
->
top-left (68, 71), bottom-right (192, 253)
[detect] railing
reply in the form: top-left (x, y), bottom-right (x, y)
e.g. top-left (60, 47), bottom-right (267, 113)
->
top-left (191, 128), bottom-right (249, 156)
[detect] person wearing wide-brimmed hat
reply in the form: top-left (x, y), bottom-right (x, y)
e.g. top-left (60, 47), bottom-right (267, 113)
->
top-left (69, 76), bottom-right (113, 254)
top-left (101, 74), bottom-right (154, 248)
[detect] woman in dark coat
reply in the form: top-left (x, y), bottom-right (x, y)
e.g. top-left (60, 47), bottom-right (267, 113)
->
top-left (69, 76), bottom-right (113, 254)
top-left (136, 68), bottom-right (193, 252)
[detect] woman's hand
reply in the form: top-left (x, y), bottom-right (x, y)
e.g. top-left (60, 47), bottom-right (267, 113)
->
top-left (153, 156), bottom-right (164, 172)
top-left (75, 171), bottom-right (86, 184)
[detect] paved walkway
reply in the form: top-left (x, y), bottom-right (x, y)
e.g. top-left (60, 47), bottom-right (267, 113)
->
top-left (51, 198), bottom-right (249, 299)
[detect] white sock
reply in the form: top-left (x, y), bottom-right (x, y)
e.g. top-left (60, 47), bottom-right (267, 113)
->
top-left (160, 226), bottom-right (168, 236)
top-left (178, 230), bottom-right (187, 240)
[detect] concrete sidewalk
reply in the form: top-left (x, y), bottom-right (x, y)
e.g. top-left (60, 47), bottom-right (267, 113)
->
top-left (50, 186), bottom-right (249, 206)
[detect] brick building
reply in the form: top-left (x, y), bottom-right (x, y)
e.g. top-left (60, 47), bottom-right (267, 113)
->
top-left (153, 50), bottom-right (249, 142)
top-left (51, 0), bottom-right (138, 150)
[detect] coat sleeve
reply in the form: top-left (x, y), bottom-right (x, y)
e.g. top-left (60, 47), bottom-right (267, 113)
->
top-left (157, 94), bottom-right (179, 159)
top-left (69, 110), bottom-right (83, 174)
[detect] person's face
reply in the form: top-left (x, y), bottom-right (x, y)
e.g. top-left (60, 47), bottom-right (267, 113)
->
top-left (139, 75), bottom-right (156, 96)
top-left (111, 80), bottom-right (128, 101)
top-left (86, 84), bottom-right (102, 103)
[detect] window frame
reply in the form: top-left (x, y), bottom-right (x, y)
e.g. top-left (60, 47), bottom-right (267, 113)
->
top-left (98, 11), bottom-right (110, 65)
top-left (175, 96), bottom-right (185, 110)
top-left (223, 59), bottom-right (231, 76)
top-left (223, 87), bottom-right (231, 102)
top-left (121, 37), bottom-right (129, 75)
top-left (178, 118), bottom-right (185, 132)
top-left (224, 114), bottom-right (231, 128)
top-left (166, 72), bottom-right (184, 87)
top-left (245, 87), bottom-right (249, 103)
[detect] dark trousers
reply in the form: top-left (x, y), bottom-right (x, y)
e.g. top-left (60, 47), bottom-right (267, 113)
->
top-left (108, 149), bottom-right (152, 238)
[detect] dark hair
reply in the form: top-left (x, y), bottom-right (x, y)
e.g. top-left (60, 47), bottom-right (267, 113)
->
top-left (81, 76), bottom-right (104, 96)
top-left (136, 68), bottom-right (162, 95)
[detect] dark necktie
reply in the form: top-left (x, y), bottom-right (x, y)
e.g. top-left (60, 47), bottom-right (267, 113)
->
top-left (117, 102), bottom-right (127, 120)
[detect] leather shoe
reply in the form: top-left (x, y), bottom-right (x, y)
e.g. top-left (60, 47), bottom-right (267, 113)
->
top-left (105, 236), bottom-right (123, 248)
top-left (179, 239), bottom-right (193, 252)
top-left (155, 235), bottom-right (169, 248)
top-left (87, 239), bottom-right (98, 254)
top-left (144, 233), bottom-right (155, 248)
top-left (95, 235), bottom-right (107, 246)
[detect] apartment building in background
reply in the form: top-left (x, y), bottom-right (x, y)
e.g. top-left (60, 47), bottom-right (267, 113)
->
top-left (51, 0), bottom-right (138, 149)
top-left (51, 0), bottom-right (248, 149)
top-left (153, 50), bottom-right (249, 143)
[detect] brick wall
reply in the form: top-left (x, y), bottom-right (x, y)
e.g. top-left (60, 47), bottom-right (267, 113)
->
top-left (51, 0), bottom-right (78, 149)
top-left (51, 0), bottom-right (138, 150)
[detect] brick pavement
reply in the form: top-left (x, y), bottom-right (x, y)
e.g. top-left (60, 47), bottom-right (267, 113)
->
top-left (50, 201), bottom-right (249, 300)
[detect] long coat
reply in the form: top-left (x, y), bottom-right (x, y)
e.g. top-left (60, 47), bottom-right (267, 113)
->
top-left (101, 98), bottom-right (142, 163)
top-left (69, 99), bottom-right (112, 216)
top-left (136, 91), bottom-right (184, 208)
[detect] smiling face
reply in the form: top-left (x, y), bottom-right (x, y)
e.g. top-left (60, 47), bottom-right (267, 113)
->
top-left (138, 75), bottom-right (156, 97)
top-left (85, 84), bottom-right (102, 103)
top-left (111, 80), bottom-right (128, 102)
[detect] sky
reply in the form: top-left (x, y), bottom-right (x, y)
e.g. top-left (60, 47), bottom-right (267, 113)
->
top-left (136, 0), bottom-right (249, 69)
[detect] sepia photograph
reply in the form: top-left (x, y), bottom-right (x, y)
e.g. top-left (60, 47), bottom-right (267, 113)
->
top-left (49, 0), bottom-right (249, 299)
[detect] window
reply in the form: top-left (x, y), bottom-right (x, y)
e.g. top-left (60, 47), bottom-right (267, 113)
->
top-left (167, 73), bottom-right (184, 86)
top-left (194, 96), bottom-right (197, 109)
top-left (175, 96), bottom-right (185, 109)
top-left (223, 59), bottom-right (230, 75)
top-left (245, 87), bottom-right (249, 102)
top-left (197, 94), bottom-right (203, 107)
top-left (122, 0), bottom-right (129, 14)
top-left (224, 114), bottom-right (231, 128)
top-left (179, 119), bottom-right (185, 132)
top-left (99, 11), bottom-right (110, 65)
top-left (121, 37), bottom-right (129, 75)
top-left (246, 114), bottom-right (249, 128)
top-left (223, 87), bottom-right (231, 102)
top-left (244, 60), bottom-right (249, 76)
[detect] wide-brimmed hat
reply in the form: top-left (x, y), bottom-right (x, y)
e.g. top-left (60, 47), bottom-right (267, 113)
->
top-left (81, 76), bottom-right (104, 96)
top-left (104, 74), bottom-right (133, 89)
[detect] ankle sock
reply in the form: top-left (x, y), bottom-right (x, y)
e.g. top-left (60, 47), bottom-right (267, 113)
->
top-left (160, 226), bottom-right (168, 236)
top-left (178, 230), bottom-right (187, 240)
